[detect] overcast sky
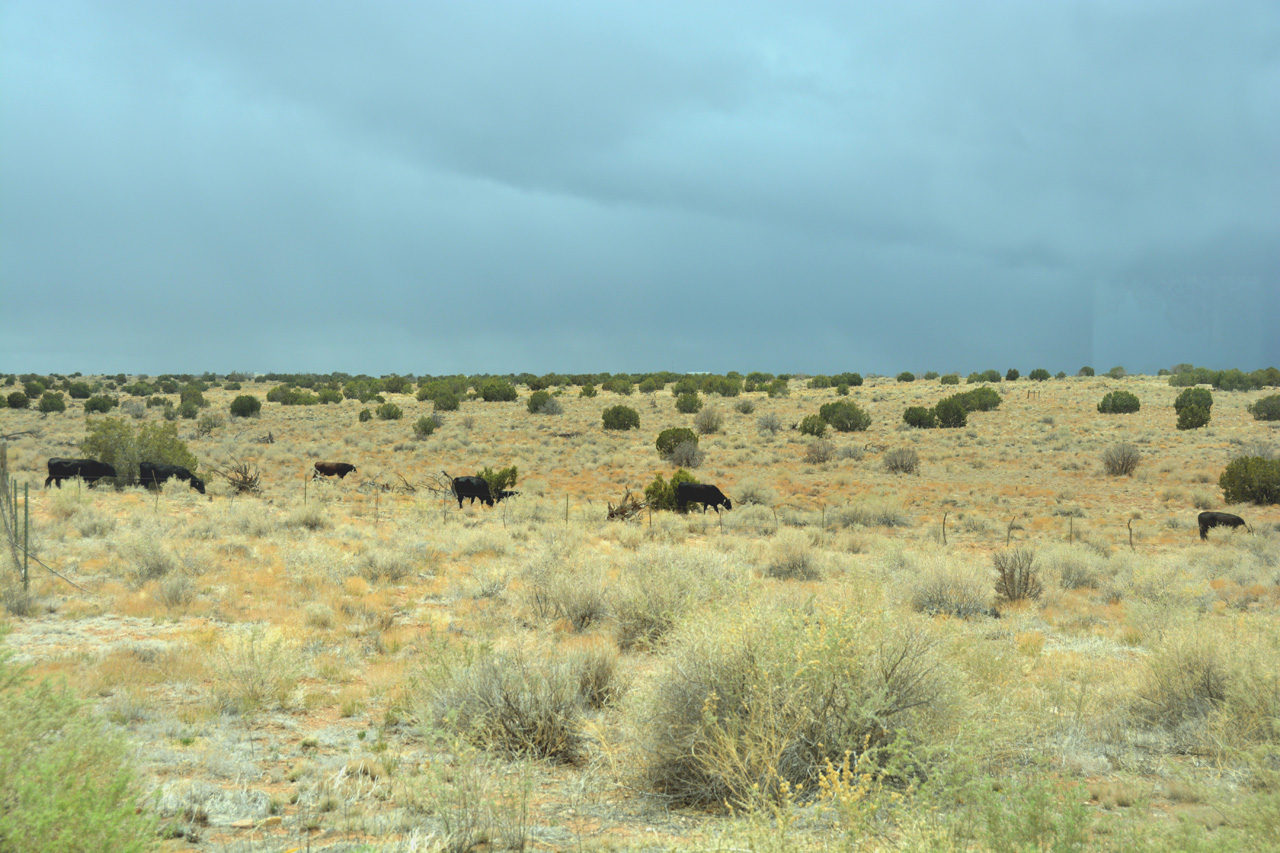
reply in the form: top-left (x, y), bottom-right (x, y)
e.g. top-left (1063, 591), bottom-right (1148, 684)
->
top-left (2, 1), bottom-right (1277, 378)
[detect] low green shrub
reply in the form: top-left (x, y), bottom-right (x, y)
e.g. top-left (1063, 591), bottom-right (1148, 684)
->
top-left (1098, 390), bottom-right (1140, 414)
top-left (1028, 368), bottom-right (1050, 381)
top-left (83, 395), bottom-right (116, 414)
top-left (674, 392), bottom-right (702, 414)
top-left (579, 384), bottom-right (597, 398)
top-left (1107, 365), bottom-right (1127, 379)
top-left (702, 376), bottom-right (741, 397)
top-left (414, 415), bottom-right (441, 438)
top-left (80, 418), bottom-right (198, 485)
top-left (527, 390), bottom-right (551, 413)
top-left (1006, 368), bottom-right (1020, 381)
top-left (480, 380), bottom-right (518, 402)
top-left (656, 427), bottom-right (698, 459)
top-left (643, 468), bottom-right (698, 511)
top-left (896, 371), bottom-right (915, 382)
top-left (958, 386), bottom-right (1002, 412)
top-left (376, 402), bottom-right (403, 420)
top-left (602, 377), bottom-right (634, 395)
top-left (67, 381), bottom-right (93, 399)
top-left (1249, 395), bottom-right (1280, 421)
top-left (934, 397), bottom-right (967, 428)
top-left (229, 395), bottom-right (261, 417)
top-left (479, 465), bottom-right (518, 496)
top-left (798, 414), bottom-right (827, 437)
top-left (1175, 387), bottom-right (1213, 413)
top-left (358, 408), bottom-right (372, 422)
top-left (1219, 456), bottom-right (1280, 505)
top-left (1078, 366), bottom-right (1095, 377)
top-left (179, 387), bottom-right (207, 408)
top-left (602, 405), bottom-right (639, 431)
top-left (434, 391), bottom-right (461, 412)
top-left (939, 374), bottom-right (960, 385)
top-left (922, 371), bottom-right (939, 380)
top-left (1177, 404), bottom-right (1211, 430)
top-left (903, 406), bottom-right (938, 429)
top-left (819, 400), bottom-right (870, 432)
top-left (6, 391), bottom-right (28, 409)
top-left (38, 392), bottom-right (66, 413)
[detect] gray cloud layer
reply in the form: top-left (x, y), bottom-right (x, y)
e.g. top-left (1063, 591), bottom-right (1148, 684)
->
top-left (3, 1), bottom-right (1276, 375)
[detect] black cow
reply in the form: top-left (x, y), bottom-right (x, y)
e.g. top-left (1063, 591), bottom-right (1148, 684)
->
top-left (314, 462), bottom-right (357, 479)
top-left (1198, 511), bottom-right (1249, 540)
top-left (449, 475), bottom-right (517, 509)
top-left (45, 458), bottom-right (117, 489)
top-left (140, 462), bottom-right (206, 494)
top-left (676, 482), bottom-right (733, 513)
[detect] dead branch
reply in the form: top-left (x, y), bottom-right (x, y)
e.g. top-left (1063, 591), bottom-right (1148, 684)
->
top-left (215, 460), bottom-right (262, 494)
top-left (1, 431), bottom-right (39, 441)
top-left (394, 472), bottom-right (417, 494)
top-left (606, 488), bottom-right (646, 521)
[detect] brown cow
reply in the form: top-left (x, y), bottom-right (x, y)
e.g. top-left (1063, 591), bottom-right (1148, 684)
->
top-left (313, 462), bottom-right (357, 479)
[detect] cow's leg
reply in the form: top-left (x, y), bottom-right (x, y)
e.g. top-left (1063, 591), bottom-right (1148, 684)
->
top-left (45, 475), bottom-right (54, 488)
top-left (1199, 523), bottom-right (1209, 540)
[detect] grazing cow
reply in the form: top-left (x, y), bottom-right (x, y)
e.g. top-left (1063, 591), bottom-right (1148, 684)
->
top-left (676, 482), bottom-right (733, 514)
top-left (140, 462), bottom-right (206, 494)
top-left (449, 475), bottom-right (517, 509)
top-left (313, 462), bottom-right (358, 479)
top-left (45, 458), bottom-right (117, 489)
top-left (1198, 511), bottom-right (1249, 540)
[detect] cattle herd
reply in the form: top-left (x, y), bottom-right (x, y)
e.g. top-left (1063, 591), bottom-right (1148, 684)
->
top-left (40, 457), bottom-right (1251, 537)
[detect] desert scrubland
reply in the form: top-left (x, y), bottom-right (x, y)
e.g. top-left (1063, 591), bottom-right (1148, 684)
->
top-left (2, 372), bottom-right (1279, 852)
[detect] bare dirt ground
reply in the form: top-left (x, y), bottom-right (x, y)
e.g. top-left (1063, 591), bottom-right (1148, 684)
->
top-left (2, 373), bottom-right (1278, 851)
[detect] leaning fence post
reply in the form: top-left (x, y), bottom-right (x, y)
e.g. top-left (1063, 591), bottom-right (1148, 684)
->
top-left (942, 511), bottom-right (948, 546)
top-left (23, 482), bottom-right (29, 592)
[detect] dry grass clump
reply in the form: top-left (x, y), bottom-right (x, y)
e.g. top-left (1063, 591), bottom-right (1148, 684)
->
top-left (355, 547), bottom-right (414, 583)
top-left (1040, 544), bottom-right (1104, 590)
top-left (900, 550), bottom-right (992, 618)
top-left (763, 529), bottom-right (824, 580)
top-left (523, 539), bottom-right (608, 631)
top-left (668, 441), bottom-right (705, 469)
top-left (285, 504), bottom-right (329, 531)
top-left (125, 538), bottom-right (179, 586)
top-left (206, 626), bottom-right (303, 715)
top-left (564, 642), bottom-right (625, 709)
top-left (628, 600), bottom-right (958, 809)
top-left (733, 479), bottom-right (776, 507)
top-left (426, 649), bottom-right (590, 764)
top-left (694, 406), bottom-right (724, 435)
top-left (883, 448), bottom-right (920, 475)
top-left (610, 545), bottom-right (743, 650)
top-left (831, 501), bottom-right (911, 529)
top-left (805, 439), bottom-right (836, 464)
top-left (993, 548), bottom-right (1042, 602)
top-left (1101, 443), bottom-right (1141, 476)
top-left (1133, 620), bottom-right (1280, 759)
top-left (74, 507), bottom-right (116, 537)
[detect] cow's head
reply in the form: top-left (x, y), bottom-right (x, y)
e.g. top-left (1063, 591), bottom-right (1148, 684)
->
top-left (191, 476), bottom-right (206, 494)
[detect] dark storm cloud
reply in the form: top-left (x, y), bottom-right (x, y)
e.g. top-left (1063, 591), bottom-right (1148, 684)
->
top-left (2, 0), bottom-right (1276, 375)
